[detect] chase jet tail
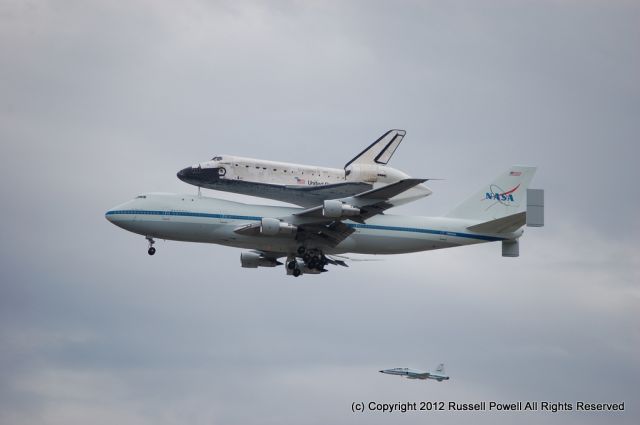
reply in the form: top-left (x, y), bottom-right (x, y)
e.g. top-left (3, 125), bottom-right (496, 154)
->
top-left (344, 129), bottom-right (406, 169)
top-left (446, 166), bottom-right (537, 222)
top-left (435, 363), bottom-right (445, 374)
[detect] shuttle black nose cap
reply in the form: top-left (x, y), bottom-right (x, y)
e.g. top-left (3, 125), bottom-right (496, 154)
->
top-left (177, 167), bottom-right (190, 180)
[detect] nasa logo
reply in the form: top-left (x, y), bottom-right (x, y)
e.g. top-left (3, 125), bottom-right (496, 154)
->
top-left (484, 184), bottom-right (520, 205)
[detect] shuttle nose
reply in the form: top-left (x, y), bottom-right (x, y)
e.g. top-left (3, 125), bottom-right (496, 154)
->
top-left (177, 165), bottom-right (221, 185)
top-left (177, 166), bottom-right (191, 181)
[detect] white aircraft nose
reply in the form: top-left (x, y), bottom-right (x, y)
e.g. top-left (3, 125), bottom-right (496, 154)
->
top-left (105, 207), bottom-right (122, 223)
top-left (105, 199), bottom-right (136, 224)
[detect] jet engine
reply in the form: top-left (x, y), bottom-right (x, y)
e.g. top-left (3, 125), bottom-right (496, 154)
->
top-left (260, 217), bottom-right (297, 235)
top-left (323, 200), bottom-right (360, 218)
top-left (240, 251), bottom-right (281, 268)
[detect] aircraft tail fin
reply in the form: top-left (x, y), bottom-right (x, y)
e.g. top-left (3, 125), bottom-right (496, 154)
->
top-left (344, 129), bottom-right (405, 169)
top-left (435, 363), bottom-right (445, 374)
top-left (446, 166), bottom-right (537, 223)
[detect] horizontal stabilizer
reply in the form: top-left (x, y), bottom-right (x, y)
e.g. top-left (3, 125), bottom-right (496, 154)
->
top-left (467, 211), bottom-right (526, 234)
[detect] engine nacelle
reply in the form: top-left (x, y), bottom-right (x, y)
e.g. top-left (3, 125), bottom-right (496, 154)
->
top-left (240, 251), bottom-right (280, 268)
top-left (260, 217), bottom-right (297, 236)
top-left (323, 200), bottom-right (361, 218)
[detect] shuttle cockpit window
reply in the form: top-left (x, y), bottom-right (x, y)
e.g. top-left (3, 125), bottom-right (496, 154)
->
top-left (211, 156), bottom-right (223, 161)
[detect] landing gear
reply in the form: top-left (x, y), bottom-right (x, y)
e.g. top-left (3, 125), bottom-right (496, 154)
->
top-left (302, 248), bottom-right (326, 271)
top-left (146, 237), bottom-right (156, 256)
top-left (286, 248), bottom-right (327, 276)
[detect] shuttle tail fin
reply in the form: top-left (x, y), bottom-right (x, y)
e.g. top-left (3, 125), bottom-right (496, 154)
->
top-left (344, 129), bottom-right (405, 168)
top-left (446, 166), bottom-right (537, 223)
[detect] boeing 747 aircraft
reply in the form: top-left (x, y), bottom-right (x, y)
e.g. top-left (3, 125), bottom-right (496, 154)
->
top-left (380, 364), bottom-right (449, 381)
top-left (106, 166), bottom-right (543, 276)
top-left (177, 129), bottom-right (431, 207)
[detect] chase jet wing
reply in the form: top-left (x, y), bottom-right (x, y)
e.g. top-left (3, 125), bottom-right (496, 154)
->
top-left (344, 129), bottom-right (406, 168)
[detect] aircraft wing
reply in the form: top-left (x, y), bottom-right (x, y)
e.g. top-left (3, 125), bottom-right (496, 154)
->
top-left (294, 178), bottom-right (428, 221)
top-left (283, 181), bottom-right (372, 196)
top-left (290, 178), bottom-right (427, 247)
top-left (414, 373), bottom-right (432, 379)
top-left (235, 179), bottom-right (426, 248)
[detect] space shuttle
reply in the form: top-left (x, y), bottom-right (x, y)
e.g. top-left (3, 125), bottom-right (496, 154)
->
top-left (177, 129), bottom-right (431, 207)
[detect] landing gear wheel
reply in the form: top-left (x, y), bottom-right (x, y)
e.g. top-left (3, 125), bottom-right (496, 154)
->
top-left (293, 269), bottom-right (301, 277)
top-left (308, 259), bottom-right (318, 269)
top-left (287, 260), bottom-right (297, 270)
top-left (145, 237), bottom-right (156, 256)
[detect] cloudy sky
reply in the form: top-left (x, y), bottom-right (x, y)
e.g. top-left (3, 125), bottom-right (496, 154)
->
top-left (1, 0), bottom-right (638, 424)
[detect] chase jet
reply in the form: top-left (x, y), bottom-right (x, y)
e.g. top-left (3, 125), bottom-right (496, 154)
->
top-left (177, 129), bottom-right (431, 207)
top-left (106, 164), bottom-right (544, 276)
top-left (380, 364), bottom-right (449, 381)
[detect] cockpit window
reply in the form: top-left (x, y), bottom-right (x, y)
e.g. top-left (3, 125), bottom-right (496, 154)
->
top-left (211, 156), bottom-right (223, 161)
top-left (135, 195), bottom-right (147, 199)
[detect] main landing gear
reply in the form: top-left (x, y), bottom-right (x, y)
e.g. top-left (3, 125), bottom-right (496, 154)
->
top-left (287, 246), bottom-right (328, 277)
top-left (146, 237), bottom-right (156, 255)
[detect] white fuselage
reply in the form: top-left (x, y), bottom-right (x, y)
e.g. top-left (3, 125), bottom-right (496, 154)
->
top-left (177, 155), bottom-right (431, 207)
top-left (106, 193), bottom-right (520, 256)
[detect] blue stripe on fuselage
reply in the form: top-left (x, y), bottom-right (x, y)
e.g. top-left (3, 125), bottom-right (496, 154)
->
top-left (105, 210), bottom-right (505, 242)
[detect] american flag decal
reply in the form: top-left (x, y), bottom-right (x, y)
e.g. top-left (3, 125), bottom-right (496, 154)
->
top-left (510, 171), bottom-right (522, 176)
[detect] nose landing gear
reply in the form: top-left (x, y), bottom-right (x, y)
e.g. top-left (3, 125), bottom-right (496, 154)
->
top-left (146, 237), bottom-right (156, 256)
